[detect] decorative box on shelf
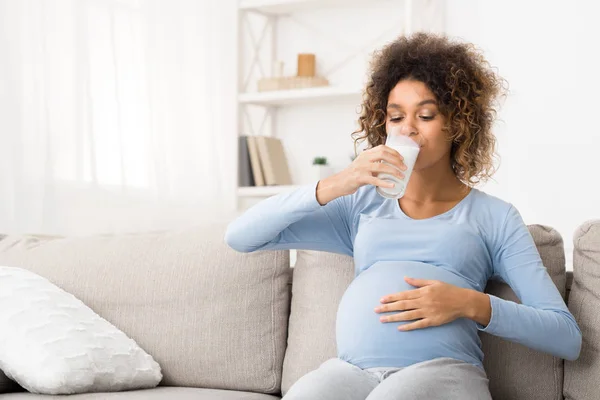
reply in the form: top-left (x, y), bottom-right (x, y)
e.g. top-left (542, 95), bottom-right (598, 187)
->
top-left (258, 53), bottom-right (328, 92)
top-left (257, 76), bottom-right (329, 92)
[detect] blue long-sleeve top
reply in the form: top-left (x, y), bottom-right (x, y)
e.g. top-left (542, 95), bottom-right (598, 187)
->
top-left (225, 182), bottom-right (582, 369)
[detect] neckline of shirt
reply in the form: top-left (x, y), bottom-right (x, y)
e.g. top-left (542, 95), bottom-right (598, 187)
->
top-left (393, 187), bottom-right (478, 221)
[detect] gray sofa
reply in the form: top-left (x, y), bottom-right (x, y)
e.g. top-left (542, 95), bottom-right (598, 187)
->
top-left (0, 220), bottom-right (598, 400)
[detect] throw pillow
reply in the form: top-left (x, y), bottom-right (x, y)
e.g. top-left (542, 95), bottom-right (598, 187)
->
top-left (0, 266), bottom-right (162, 395)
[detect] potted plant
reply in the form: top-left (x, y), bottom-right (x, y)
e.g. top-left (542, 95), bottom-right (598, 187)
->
top-left (312, 156), bottom-right (333, 181)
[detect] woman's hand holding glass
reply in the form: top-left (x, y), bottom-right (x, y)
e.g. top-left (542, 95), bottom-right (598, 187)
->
top-left (316, 145), bottom-right (407, 205)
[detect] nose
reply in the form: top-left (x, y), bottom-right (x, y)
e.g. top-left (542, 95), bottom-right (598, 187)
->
top-left (389, 124), bottom-right (418, 137)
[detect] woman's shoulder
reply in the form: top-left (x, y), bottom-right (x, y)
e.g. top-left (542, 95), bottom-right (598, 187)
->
top-left (468, 188), bottom-right (527, 245)
top-left (469, 187), bottom-right (515, 218)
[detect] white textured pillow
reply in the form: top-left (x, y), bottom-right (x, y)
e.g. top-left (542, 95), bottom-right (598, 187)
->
top-left (0, 266), bottom-right (162, 394)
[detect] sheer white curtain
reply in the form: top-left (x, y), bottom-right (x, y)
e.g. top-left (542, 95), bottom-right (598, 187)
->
top-left (0, 0), bottom-right (237, 235)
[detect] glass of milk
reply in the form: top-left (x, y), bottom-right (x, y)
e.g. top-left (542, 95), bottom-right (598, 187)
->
top-left (376, 128), bottom-right (423, 199)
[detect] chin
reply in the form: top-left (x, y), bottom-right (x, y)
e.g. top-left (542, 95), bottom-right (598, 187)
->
top-left (412, 159), bottom-right (430, 172)
top-left (413, 153), bottom-right (450, 172)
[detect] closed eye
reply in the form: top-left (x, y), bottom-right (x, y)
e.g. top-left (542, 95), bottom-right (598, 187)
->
top-left (389, 116), bottom-right (435, 122)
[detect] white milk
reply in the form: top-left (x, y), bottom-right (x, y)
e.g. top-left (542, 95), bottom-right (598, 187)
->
top-left (376, 144), bottom-right (420, 199)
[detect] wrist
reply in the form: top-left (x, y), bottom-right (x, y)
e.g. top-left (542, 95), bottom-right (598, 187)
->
top-left (462, 289), bottom-right (491, 326)
top-left (316, 175), bottom-right (343, 205)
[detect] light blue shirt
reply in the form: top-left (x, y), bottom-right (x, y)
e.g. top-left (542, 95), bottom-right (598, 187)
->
top-left (225, 182), bottom-right (582, 369)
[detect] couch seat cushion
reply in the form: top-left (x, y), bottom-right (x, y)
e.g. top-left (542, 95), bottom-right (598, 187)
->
top-left (0, 387), bottom-right (281, 399)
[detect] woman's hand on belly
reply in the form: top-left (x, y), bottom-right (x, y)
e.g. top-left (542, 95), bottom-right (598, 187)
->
top-left (374, 276), bottom-right (491, 331)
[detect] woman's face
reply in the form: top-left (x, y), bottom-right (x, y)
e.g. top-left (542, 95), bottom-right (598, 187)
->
top-left (385, 79), bottom-right (451, 172)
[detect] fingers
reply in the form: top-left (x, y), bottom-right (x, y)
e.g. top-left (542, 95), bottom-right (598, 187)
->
top-left (368, 162), bottom-right (405, 180)
top-left (404, 277), bottom-right (439, 287)
top-left (360, 175), bottom-right (394, 189)
top-left (370, 144), bottom-right (405, 161)
top-left (366, 145), bottom-right (406, 171)
top-left (346, 144), bottom-right (407, 193)
top-left (380, 152), bottom-right (407, 172)
top-left (398, 319), bottom-right (431, 331)
top-left (379, 309), bottom-right (423, 323)
top-left (380, 290), bottom-right (422, 303)
top-left (374, 299), bottom-right (418, 313)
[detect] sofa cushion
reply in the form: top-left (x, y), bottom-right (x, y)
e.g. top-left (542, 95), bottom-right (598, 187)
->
top-left (564, 220), bottom-right (600, 400)
top-left (281, 251), bottom-right (352, 394)
top-left (0, 223), bottom-right (291, 395)
top-left (0, 387), bottom-right (281, 399)
top-left (282, 225), bottom-right (567, 400)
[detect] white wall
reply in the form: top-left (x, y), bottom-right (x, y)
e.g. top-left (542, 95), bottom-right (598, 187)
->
top-left (445, 0), bottom-right (600, 267)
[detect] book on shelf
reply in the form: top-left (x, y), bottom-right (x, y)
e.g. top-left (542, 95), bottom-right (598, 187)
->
top-left (255, 136), bottom-right (292, 186)
top-left (246, 136), bottom-right (265, 186)
top-left (238, 135), bottom-right (292, 188)
top-left (238, 136), bottom-right (255, 187)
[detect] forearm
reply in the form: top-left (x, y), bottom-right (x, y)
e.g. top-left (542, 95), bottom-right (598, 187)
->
top-left (460, 286), bottom-right (581, 360)
top-left (225, 183), bottom-right (321, 252)
top-left (478, 294), bottom-right (582, 360)
top-left (225, 180), bottom-right (354, 255)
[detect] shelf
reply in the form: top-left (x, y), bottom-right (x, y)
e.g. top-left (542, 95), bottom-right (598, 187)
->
top-left (237, 185), bottom-right (301, 197)
top-left (239, 0), bottom-right (380, 14)
top-left (239, 86), bottom-right (362, 106)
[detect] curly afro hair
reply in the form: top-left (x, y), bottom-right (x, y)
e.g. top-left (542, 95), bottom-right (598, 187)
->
top-left (353, 32), bottom-right (507, 185)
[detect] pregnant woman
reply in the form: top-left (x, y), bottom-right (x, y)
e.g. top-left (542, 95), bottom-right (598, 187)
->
top-left (225, 33), bottom-right (581, 400)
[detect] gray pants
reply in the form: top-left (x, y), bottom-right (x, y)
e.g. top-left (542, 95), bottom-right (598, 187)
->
top-left (282, 357), bottom-right (492, 400)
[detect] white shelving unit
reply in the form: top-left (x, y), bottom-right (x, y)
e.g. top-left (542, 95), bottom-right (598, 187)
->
top-left (238, 86), bottom-right (362, 107)
top-left (237, 185), bottom-right (299, 197)
top-left (235, 0), bottom-right (445, 210)
top-left (239, 0), bottom-right (388, 15)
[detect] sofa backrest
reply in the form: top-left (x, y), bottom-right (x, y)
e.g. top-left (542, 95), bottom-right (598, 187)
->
top-left (0, 224), bottom-right (291, 395)
top-left (564, 220), bottom-right (600, 400)
top-left (282, 225), bottom-right (567, 400)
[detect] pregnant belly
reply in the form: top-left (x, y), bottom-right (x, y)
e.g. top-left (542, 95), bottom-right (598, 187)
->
top-left (336, 261), bottom-right (483, 369)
